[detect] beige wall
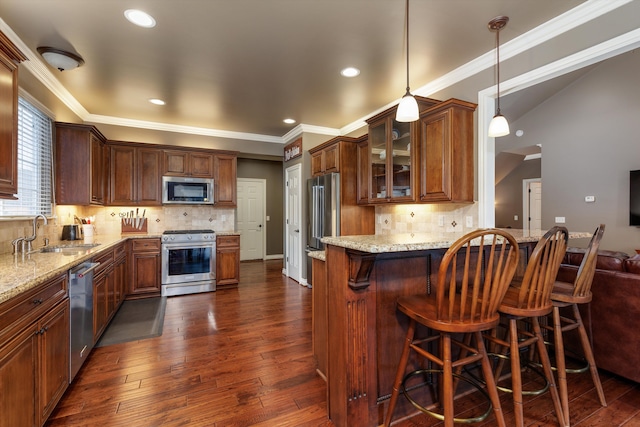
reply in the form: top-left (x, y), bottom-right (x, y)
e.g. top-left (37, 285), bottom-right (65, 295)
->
top-left (496, 50), bottom-right (640, 254)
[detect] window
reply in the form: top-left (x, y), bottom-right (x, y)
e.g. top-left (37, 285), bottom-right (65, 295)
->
top-left (0, 97), bottom-right (53, 216)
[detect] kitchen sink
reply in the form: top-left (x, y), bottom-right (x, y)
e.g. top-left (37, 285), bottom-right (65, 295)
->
top-left (36, 243), bottom-right (101, 253)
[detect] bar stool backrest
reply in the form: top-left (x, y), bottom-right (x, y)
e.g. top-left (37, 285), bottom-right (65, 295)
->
top-left (572, 224), bottom-right (605, 297)
top-left (435, 229), bottom-right (519, 323)
top-left (514, 226), bottom-right (568, 310)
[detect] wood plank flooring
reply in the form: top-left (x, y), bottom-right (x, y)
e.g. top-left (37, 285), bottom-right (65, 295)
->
top-left (47, 260), bottom-right (640, 426)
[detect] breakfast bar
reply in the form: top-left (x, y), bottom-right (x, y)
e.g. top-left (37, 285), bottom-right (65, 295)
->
top-left (316, 229), bottom-right (590, 426)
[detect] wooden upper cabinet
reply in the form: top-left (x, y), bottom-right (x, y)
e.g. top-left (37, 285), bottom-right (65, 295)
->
top-left (364, 96), bottom-right (439, 204)
top-left (311, 143), bottom-right (340, 177)
top-left (214, 154), bottom-right (237, 206)
top-left (163, 150), bottom-right (214, 178)
top-left (356, 137), bottom-right (370, 205)
top-left (108, 144), bottom-right (162, 206)
top-left (0, 31), bottom-right (26, 199)
top-left (55, 123), bottom-right (107, 205)
top-left (418, 98), bottom-right (476, 203)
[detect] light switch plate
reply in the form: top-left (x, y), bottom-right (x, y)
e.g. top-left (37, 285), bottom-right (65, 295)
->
top-left (555, 216), bottom-right (566, 223)
top-left (466, 216), bottom-right (473, 228)
top-left (585, 196), bottom-right (595, 203)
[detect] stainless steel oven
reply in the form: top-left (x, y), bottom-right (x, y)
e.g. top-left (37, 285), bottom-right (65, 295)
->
top-left (161, 229), bottom-right (216, 296)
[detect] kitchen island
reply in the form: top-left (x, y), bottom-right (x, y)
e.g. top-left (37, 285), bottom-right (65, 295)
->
top-left (317, 229), bottom-right (590, 427)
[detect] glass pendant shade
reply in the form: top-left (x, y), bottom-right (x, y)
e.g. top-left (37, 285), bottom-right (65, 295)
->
top-left (488, 113), bottom-right (510, 137)
top-left (396, 91), bottom-right (419, 122)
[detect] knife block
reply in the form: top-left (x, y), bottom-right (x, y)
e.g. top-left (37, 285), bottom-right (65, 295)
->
top-left (121, 218), bottom-right (147, 233)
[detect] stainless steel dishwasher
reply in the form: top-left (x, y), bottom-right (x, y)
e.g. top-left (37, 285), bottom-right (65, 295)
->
top-left (69, 261), bottom-right (100, 382)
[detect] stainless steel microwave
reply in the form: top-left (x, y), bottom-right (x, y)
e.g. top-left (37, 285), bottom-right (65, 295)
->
top-left (162, 176), bottom-right (214, 205)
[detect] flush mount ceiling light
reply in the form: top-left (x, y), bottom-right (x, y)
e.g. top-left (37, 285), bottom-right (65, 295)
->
top-left (124, 9), bottom-right (156, 28)
top-left (37, 47), bottom-right (84, 71)
top-left (340, 67), bottom-right (360, 78)
top-left (487, 16), bottom-right (510, 138)
top-left (395, 0), bottom-right (419, 123)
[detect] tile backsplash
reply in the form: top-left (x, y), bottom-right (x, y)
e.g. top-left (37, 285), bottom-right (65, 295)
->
top-left (0, 205), bottom-right (236, 255)
top-left (375, 203), bottom-right (479, 235)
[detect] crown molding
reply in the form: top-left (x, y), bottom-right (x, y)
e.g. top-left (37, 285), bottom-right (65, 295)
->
top-left (1, 0), bottom-right (632, 145)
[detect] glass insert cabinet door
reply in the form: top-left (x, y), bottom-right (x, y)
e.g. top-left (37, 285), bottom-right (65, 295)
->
top-left (368, 116), bottom-right (413, 202)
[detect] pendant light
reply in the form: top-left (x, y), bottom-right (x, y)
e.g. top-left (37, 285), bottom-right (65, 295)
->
top-left (487, 16), bottom-right (510, 137)
top-left (395, 0), bottom-right (419, 122)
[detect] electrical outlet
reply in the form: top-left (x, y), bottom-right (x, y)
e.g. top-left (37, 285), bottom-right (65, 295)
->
top-left (465, 216), bottom-right (473, 228)
top-left (555, 216), bottom-right (566, 224)
top-left (438, 215), bottom-right (445, 227)
top-left (266, 215), bottom-right (270, 221)
top-left (514, 215), bottom-right (518, 221)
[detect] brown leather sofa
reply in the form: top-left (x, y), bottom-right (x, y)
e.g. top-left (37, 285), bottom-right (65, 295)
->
top-left (556, 248), bottom-right (640, 383)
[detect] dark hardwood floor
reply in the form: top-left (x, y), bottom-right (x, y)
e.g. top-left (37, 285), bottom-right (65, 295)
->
top-left (47, 260), bottom-right (640, 426)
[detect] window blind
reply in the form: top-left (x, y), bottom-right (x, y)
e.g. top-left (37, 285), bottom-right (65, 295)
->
top-left (0, 97), bottom-right (53, 216)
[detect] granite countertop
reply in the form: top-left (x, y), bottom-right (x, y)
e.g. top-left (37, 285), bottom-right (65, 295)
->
top-left (0, 230), bottom-right (240, 305)
top-left (322, 229), bottom-right (592, 254)
top-left (308, 250), bottom-right (326, 262)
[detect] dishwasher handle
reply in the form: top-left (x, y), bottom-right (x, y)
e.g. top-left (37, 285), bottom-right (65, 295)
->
top-left (74, 262), bottom-right (101, 279)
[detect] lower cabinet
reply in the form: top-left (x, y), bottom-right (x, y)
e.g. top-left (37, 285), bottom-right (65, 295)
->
top-left (129, 238), bottom-right (161, 297)
top-left (0, 273), bottom-right (69, 427)
top-left (216, 234), bottom-right (240, 288)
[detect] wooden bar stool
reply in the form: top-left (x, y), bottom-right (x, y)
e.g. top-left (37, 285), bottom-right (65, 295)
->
top-left (384, 229), bottom-right (520, 427)
top-left (484, 226), bottom-right (568, 427)
top-left (550, 224), bottom-right (607, 426)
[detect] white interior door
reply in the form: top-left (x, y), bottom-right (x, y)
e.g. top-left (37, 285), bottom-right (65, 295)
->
top-left (285, 164), bottom-right (302, 283)
top-left (236, 178), bottom-right (265, 261)
top-left (523, 179), bottom-right (542, 232)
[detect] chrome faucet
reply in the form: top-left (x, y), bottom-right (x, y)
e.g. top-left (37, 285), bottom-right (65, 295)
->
top-left (22, 214), bottom-right (48, 253)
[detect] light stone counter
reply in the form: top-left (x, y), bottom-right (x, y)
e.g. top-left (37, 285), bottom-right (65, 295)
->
top-left (322, 228), bottom-right (591, 253)
top-left (308, 250), bottom-right (326, 262)
top-left (0, 234), bottom-right (161, 305)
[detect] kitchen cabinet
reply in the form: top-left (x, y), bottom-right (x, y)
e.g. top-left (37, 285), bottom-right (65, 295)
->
top-left (108, 143), bottom-right (162, 206)
top-left (216, 234), bottom-right (240, 288)
top-left (364, 96), bottom-right (439, 204)
top-left (214, 153), bottom-right (237, 206)
top-left (418, 98), bottom-right (476, 203)
top-left (163, 149), bottom-right (214, 178)
top-left (113, 244), bottom-right (127, 308)
top-left (0, 273), bottom-right (68, 427)
top-left (0, 31), bottom-right (26, 199)
top-left (311, 257), bottom-right (327, 381)
top-left (129, 238), bottom-right (161, 297)
top-left (38, 300), bottom-right (69, 423)
top-left (55, 123), bottom-right (107, 205)
top-left (311, 143), bottom-right (339, 177)
top-left (309, 135), bottom-right (375, 236)
top-left (93, 249), bottom-right (114, 340)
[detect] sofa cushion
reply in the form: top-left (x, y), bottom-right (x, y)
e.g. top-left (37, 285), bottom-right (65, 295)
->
top-left (562, 248), bottom-right (629, 271)
top-left (624, 254), bottom-right (640, 274)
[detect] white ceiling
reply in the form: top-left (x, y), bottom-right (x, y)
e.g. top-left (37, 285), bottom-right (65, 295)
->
top-left (0, 0), bottom-right (598, 143)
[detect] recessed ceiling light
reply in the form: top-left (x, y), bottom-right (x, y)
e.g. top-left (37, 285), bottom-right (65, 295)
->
top-left (340, 67), bottom-right (360, 78)
top-left (283, 118), bottom-right (296, 124)
top-left (149, 98), bottom-right (165, 105)
top-left (124, 9), bottom-right (156, 28)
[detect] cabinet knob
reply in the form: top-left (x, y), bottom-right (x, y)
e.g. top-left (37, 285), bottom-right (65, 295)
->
top-left (32, 298), bottom-right (43, 305)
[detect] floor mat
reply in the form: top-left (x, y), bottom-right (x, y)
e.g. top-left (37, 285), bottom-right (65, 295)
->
top-left (96, 297), bottom-right (167, 347)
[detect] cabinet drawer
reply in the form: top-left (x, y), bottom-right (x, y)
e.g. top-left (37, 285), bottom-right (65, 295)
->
top-left (216, 235), bottom-right (239, 249)
top-left (0, 274), bottom-right (67, 342)
top-left (131, 238), bottom-right (161, 252)
top-left (94, 248), bottom-right (115, 276)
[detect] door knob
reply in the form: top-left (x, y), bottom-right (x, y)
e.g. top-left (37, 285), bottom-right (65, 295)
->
top-left (294, 229), bottom-right (300, 233)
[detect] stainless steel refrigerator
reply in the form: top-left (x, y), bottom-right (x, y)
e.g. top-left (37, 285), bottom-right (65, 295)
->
top-left (306, 173), bottom-right (340, 284)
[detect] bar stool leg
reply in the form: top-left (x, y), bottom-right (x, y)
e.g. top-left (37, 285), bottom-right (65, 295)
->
top-left (507, 318), bottom-right (525, 427)
top-left (573, 304), bottom-right (607, 407)
top-left (532, 317), bottom-right (568, 427)
top-left (441, 334), bottom-right (454, 427)
top-left (553, 306), bottom-right (570, 427)
top-left (384, 319), bottom-right (416, 427)
top-left (476, 331), bottom-right (507, 427)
